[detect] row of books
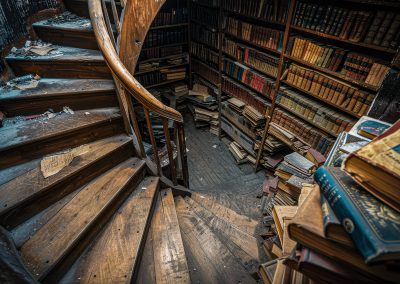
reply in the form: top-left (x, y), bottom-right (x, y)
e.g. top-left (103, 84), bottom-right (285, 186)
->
top-left (192, 0), bottom-right (218, 8)
top-left (139, 45), bottom-right (184, 61)
top-left (276, 86), bottom-right (355, 135)
top-left (272, 108), bottom-right (335, 156)
top-left (151, 8), bottom-right (188, 27)
top-left (221, 0), bottom-right (290, 24)
top-left (286, 64), bottom-right (374, 117)
top-left (191, 2), bottom-right (218, 30)
top-left (191, 22), bottom-right (219, 50)
top-left (223, 58), bottom-right (274, 98)
top-left (287, 36), bottom-right (391, 87)
top-left (293, 2), bottom-right (400, 49)
top-left (143, 28), bottom-right (188, 48)
top-left (224, 17), bottom-right (284, 52)
top-left (191, 58), bottom-right (219, 86)
top-left (222, 75), bottom-right (269, 114)
top-left (136, 67), bottom-right (186, 87)
top-left (190, 41), bottom-right (219, 70)
top-left (136, 54), bottom-right (188, 74)
top-left (223, 38), bottom-right (279, 78)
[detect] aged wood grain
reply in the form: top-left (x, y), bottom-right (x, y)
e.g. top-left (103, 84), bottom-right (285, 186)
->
top-left (0, 108), bottom-right (123, 169)
top-left (62, 176), bottom-right (159, 284)
top-left (184, 197), bottom-right (262, 275)
top-left (0, 135), bottom-right (134, 229)
top-left (175, 196), bottom-right (256, 284)
top-left (136, 222), bottom-right (156, 284)
top-left (20, 158), bottom-right (146, 280)
top-left (191, 192), bottom-right (259, 236)
top-left (152, 189), bottom-right (190, 284)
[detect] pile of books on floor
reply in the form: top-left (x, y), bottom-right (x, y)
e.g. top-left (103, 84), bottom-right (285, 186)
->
top-left (228, 141), bottom-right (248, 164)
top-left (268, 122), bottom-right (310, 155)
top-left (243, 105), bottom-right (265, 128)
top-left (259, 116), bottom-right (400, 283)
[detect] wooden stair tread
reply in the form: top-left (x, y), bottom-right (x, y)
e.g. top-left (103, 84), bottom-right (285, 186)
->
top-left (151, 189), bottom-right (190, 284)
top-left (191, 192), bottom-right (259, 236)
top-left (20, 157), bottom-right (146, 280)
top-left (0, 107), bottom-right (120, 152)
top-left (0, 78), bottom-right (117, 116)
top-left (5, 45), bottom-right (103, 61)
top-left (60, 176), bottom-right (159, 283)
top-left (184, 197), bottom-right (262, 275)
top-left (32, 12), bottom-right (93, 31)
top-left (175, 196), bottom-right (256, 284)
top-left (0, 78), bottom-right (114, 101)
top-left (0, 134), bottom-right (133, 228)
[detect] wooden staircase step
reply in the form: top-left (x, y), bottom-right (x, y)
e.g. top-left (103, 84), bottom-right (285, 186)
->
top-left (64, 0), bottom-right (121, 21)
top-left (191, 192), bottom-right (259, 236)
top-left (0, 134), bottom-right (134, 229)
top-left (5, 45), bottom-right (110, 79)
top-left (0, 78), bottom-right (116, 116)
top-left (20, 158), bottom-right (146, 281)
top-left (175, 196), bottom-right (256, 284)
top-left (0, 107), bottom-right (123, 169)
top-left (33, 12), bottom-right (98, 50)
top-left (184, 197), bottom-right (263, 276)
top-left (59, 176), bottom-right (159, 284)
top-left (151, 189), bottom-right (190, 283)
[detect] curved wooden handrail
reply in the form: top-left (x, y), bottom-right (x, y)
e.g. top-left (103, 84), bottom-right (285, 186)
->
top-left (88, 0), bottom-right (183, 123)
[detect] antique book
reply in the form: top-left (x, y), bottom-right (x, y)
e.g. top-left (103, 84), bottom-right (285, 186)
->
top-left (315, 167), bottom-right (400, 264)
top-left (343, 121), bottom-right (399, 211)
top-left (320, 196), bottom-right (354, 248)
top-left (349, 116), bottom-right (392, 140)
top-left (287, 186), bottom-right (398, 281)
top-left (284, 152), bottom-right (315, 174)
top-left (305, 148), bottom-right (326, 166)
top-left (272, 205), bottom-right (298, 244)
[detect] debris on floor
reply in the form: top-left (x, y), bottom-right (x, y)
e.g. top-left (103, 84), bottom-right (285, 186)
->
top-left (10, 40), bottom-right (61, 58)
top-left (4, 74), bottom-right (41, 90)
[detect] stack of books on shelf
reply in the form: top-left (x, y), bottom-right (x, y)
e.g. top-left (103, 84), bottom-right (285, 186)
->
top-left (137, 53), bottom-right (188, 73)
top-left (139, 44), bottom-right (184, 61)
top-left (223, 58), bottom-right (275, 98)
top-left (221, 0), bottom-right (289, 24)
top-left (189, 105), bottom-right (218, 128)
top-left (190, 41), bottom-right (219, 69)
top-left (223, 38), bottom-right (279, 78)
top-left (136, 66), bottom-right (186, 87)
top-left (243, 105), bottom-right (265, 127)
top-left (151, 7), bottom-right (188, 27)
top-left (292, 2), bottom-right (400, 50)
top-left (222, 76), bottom-right (270, 114)
top-left (260, 117), bottom-right (400, 284)
top-left (225, 17), bottom-right (284, 52)
top-left (286, 64), bottom-right (374, 117)
top-left (276, 86), bottom-right (355, 135)
top-left (228, 141), bottom-right (248, 164)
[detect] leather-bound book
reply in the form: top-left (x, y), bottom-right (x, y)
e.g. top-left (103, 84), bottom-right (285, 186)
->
top-left (344, 120), bottom-right (399, 211)
top-left (364, 11), bottom-right (385, 44)
top-left (373, 12), bottom-right (395, 46)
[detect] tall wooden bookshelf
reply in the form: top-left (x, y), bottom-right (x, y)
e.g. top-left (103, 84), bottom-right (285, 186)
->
top-left (188, 0), bottom-right (400, 169)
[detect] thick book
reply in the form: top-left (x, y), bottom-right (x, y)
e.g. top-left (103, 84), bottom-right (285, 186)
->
top-left (287, 185), bottom-right (398, 281)
top-left (284, 152), bottom-right (315, 174)
top-left (349, 116), bottom-right (392, 140)
top-left (315, 166), bottom-right (400, 264)
top-left (343, 121), bottom-right (399, 212)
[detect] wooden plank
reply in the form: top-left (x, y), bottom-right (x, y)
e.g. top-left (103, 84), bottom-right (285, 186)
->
top-left (184, 197), bottom-right (262, 275)
top-left (135, 221), bottom-right (156, 284)
top-left (191, 192), bottom-right (259, 236)
top-left (62, 176), bottom-right (159, 284)
top-left (0, 108), bottom-right (123, 169)
top-left (5, 46), bottom-right (111, 79)
top-left (175, 196), bottom-right (256, 284)
top-left (20, 158), bottom-right (146, 280)
top-left (0, 135), bottom-right (134, 229)
top-left (0, 78), bottom-right (117, 116)
top-left (152, 189), bottom-right (190, 284)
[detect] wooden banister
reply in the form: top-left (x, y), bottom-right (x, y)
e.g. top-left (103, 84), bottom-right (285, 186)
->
top-left (88, 0), bottom-right (189, 187)
top-left (88, 0), bottom-right (183, 123)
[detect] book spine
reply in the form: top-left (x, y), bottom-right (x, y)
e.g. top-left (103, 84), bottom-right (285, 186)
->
top-left (315, 167), bottom-right (381, 264)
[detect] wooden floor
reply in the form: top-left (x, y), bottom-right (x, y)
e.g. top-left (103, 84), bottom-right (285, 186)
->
top-left (184, 111), bottom-right (265, 220)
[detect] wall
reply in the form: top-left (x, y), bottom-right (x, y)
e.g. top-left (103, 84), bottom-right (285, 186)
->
top-left (0, 0), bottom-right (61, 74)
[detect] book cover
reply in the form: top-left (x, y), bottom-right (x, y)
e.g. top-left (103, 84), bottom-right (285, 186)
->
top-left (348, 116), bottom-right (392, 141)
top-left (315, 166), bottom-right (400, 264)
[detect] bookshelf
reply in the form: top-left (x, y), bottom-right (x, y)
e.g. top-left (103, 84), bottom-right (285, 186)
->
top-left (188, 0), bottom-right (400, 170)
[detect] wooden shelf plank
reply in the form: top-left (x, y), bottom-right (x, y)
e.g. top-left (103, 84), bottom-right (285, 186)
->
top-left (142, 42), bottom-right (188, 51)
top-left (150, 23), bottom-right (189, 30)
top-left (143, 78), bottom-right (187, 89)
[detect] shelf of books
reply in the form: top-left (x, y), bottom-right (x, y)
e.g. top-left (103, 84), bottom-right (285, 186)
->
top-left (188, 0), bottom-right (399, 170)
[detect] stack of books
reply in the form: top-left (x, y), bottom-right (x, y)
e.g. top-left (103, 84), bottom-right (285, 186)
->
top-left (229, 141), bottom-right (248, 164)
top-left (261, 117), bottom-right (400, 283)
top-left (227, 97), bottom-right (245, 113)
top-left (189, 105), bottom-right (218, 128)
top-left (243, 105), bottom-right (265, 127)
top-left (170, 82), bottom-right (188, 97)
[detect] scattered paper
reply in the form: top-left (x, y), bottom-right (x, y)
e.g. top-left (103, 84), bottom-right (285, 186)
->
top-left (41, 145), bottom-right (90, 178)
top-left (212, 145), bottom-right (217, 148)
top-left (63, 106), bottom-right (75, 114)
top-left (15, 79), bottom-right (39, 90)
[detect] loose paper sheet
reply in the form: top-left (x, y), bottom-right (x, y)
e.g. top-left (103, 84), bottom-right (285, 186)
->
top-left (41, 145), bottom-right (90, 178)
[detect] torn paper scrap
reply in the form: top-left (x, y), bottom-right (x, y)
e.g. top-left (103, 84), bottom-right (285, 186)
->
top-left (41, 145), bottom-right (90, 178)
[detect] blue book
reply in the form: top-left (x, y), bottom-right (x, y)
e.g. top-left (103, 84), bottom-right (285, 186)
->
top-left (315, 166), bottom-right (400, 264)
